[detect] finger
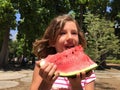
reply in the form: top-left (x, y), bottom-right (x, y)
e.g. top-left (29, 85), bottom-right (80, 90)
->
top-left (47, 64), bottom-right (57, 80)
top-left (39, 62), bottom-right (49, 77)
top-left (86, 70), bottom-right (92, 77)
top-left (80, 72), bottom-right (86, 80)
top-left (43, 63), bottom-right (54, 78)
top-left (76, 73), bottom-right (81, 79)
top-left (51, 72), bottom-right (59, 81)
top-left (35, 60), bottom-right (41, 67)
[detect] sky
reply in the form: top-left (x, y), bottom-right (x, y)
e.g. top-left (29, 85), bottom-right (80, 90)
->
top-left (10, 13), bottom-right (20, 41)
top-left (10, 30), bottom-right (18, 41)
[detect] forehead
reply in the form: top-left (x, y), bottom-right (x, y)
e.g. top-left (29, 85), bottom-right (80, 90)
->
top-left (62, 21), bottom-right (77, 30)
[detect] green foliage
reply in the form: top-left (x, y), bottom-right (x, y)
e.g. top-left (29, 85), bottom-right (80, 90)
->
top-left (16, 0), bottom-right (72, 56)
top-left (68, 10), bottom-right (76, 18)
top-left (16, 38), bottom-right (25, 56)
top-left (84, 12), bottom-right (120, 61)
top-left (106, 60), bottom-right (120, 64)
top-left (9, 40), bottom-right (18, 57)
top-left (3, 0), bottom-right (119, 60)
top-left (0, 0), bottom-right (120, 68)
top-left (76, 0), bottom-right (89, 4)
top-left (109, 0), bottom-right (120, 19)
top-left (0, 0), bottom-right (17, 67)
top-left (87, 0), bottom-right (109, 17)
top-left (117, 12), bottom-right (120, 18)
top-left (9, 38), bottom-right (26, 57)
top-left (0, 0), bottom-right (16, 29)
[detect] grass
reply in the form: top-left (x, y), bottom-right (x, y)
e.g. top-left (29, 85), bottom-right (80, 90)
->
top-left (106, 60), bottom-right (120, 64)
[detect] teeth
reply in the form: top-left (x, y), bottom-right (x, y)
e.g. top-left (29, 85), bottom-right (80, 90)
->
top-left (65, 46), bottom-right (74, 49)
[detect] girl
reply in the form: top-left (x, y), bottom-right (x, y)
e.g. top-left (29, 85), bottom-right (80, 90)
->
top-left (30, 14), bottom-right (96, 90)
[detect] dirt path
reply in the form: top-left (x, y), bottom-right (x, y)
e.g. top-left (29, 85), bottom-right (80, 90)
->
top-left (95, 64), bottom-right (120, 90)
top-left (0, 64), bottom-right (120, 90)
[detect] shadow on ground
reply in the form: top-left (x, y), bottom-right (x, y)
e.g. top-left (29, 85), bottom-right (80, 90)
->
top-left (107, 64), bottom-right (120, 70)
top-left (96, 63), bottom-right (120, 70)
top-left (0, 63), bottom-right (35, 71)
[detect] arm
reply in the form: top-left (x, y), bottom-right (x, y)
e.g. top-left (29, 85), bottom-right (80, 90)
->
top-left (30, 61), bottom-right (42, 90)
top-left (84, 80), bottom-right (95, 90)
top-left (30, 60), bottom-right (59, 90)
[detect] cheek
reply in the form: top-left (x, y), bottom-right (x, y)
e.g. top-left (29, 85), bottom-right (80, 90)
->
top-left (54, 38), bottom-right (64, 51)
top-left (74, 36), bottom-right (79, 44)
top-left (56, 36), bottom-right (65, 44)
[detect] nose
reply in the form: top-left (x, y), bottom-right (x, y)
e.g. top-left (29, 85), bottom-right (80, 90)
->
top-left (66, 33), bottom-right (73, 42)
top-left (67, 33), bottom-right (72, 39)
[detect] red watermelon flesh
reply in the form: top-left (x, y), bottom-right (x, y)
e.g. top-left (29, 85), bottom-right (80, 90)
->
top-left (43, 45), bottom-right (98, 77)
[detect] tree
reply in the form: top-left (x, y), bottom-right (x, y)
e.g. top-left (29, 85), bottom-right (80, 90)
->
top-left (109, 0), bottom-right (120, 20)
top-left (75, 0), bottom-right (89, 28)
top-left (16, 0), bottom-right (72, 57)
top-left (114, 13), bottom-right (120, 39)
top-left (9, 40), bottom-right (18, 58)
top-left (88, 0), bottom-right (109, 17)
top-left (1, 0), bottom-right (119, 69)
top-left (0, 0), bottom-right (16, 68)
top-left (84, 12), bottom-right (120, 68)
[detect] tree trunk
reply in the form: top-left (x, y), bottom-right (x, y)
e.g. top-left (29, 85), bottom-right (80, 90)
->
top-left (0, 28), bottom-right (10, 68)
top-left (79, 4), bottom-right (84, 28)
top-left (97, 53), bottom-right (107, 70)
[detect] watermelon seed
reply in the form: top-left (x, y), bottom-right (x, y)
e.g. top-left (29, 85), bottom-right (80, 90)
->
top-left (72, 51), bottom-right (74, 54)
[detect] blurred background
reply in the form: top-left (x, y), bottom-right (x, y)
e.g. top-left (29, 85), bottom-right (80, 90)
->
top-left (0, 0), bottom-right (120, 70)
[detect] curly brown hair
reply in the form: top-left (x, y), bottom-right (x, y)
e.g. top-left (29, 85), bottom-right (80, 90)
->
top-left (33, 14), bottom-right (87, 59)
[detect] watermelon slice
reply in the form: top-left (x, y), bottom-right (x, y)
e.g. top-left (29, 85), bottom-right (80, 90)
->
top-left (40, 45), bottom-right (98, 77)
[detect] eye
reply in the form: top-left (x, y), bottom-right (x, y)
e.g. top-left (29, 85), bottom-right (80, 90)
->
top-left (72, 31), bottom-right (78, 35)
top-left (60, 31), bottom-right (66, 35)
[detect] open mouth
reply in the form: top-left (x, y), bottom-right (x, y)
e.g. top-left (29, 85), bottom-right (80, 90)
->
top-left (65, 45), bottom-right (75, 50)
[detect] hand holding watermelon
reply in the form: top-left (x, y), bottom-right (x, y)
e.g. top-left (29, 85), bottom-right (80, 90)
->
top-left (39, 59), bottom-right (59, 85)
top-left (40, 45), bottom-right (98, 77)
top-left (68, 72), bottom-right (86, 89)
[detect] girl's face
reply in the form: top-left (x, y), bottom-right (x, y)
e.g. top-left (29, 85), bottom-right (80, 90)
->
top-left (54, 21), bottom-right (79, 52)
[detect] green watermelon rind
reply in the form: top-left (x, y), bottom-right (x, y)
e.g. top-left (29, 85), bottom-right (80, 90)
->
top-left (59, 63), bottom-right (98, 76)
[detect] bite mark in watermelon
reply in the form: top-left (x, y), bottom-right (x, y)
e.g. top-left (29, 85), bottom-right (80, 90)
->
top-left (40, 45), bottom-right (98, 77)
